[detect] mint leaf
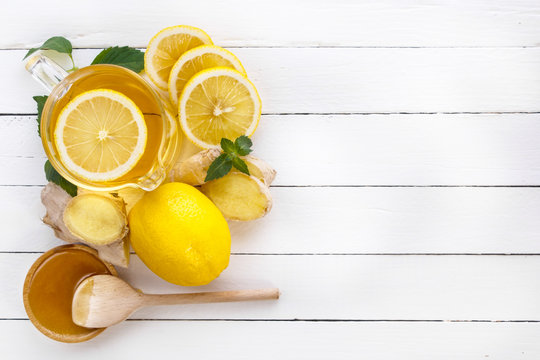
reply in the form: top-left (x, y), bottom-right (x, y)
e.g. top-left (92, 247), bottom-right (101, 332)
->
top-left (44, 160), bottom-right (77, 196)
top-left (206, 136), bottom-right (255, 181)
top-left (33, 95), bottom-right (48, 137)
top-left (205, 153), bottom-right (233, 182)
top-left (91, 46), bottom-right (144, 73)
top-left (91, 47), bottom-right (113, 64)
top-left (220, 138), bottom-right (236, 154)
top-left (232, 156), bottom-right (250, 175)
top-left (24, 36), bottom-right (73, 60)
top-left (234, 135), bottom-right (253, 156)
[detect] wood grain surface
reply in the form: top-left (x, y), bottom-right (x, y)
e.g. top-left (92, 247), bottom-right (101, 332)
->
top-left (2, 0), bottom-right (540, 358)
top-left (3, 48), bottom-right (540, 113)
top-left (1, 0), bottom-right (539, 47)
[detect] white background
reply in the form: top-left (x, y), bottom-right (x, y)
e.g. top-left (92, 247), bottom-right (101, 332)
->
top-left (1, 0), bottom-right (540, 358)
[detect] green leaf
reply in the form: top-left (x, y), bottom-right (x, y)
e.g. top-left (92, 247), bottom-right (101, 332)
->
top-left (44, 160), bottom-right (77, 197)
top-left (91, 46), bottom-right (145, 73)
top-left (33, 95), bottom-right (48, 137)
top-left (206, 136), bottom-right (255, 181)
top-left (205, 153), bottom-right (233, 182)
top-left (23, 36), bottom-right (73, 60)
top-left (24, 48), bottom-right (40, 60)
top-left (91, 47), bottom-right (113, 64)
top-left (232, 156), bottom-right (250, 175)
top-left (234, 135), bottom-right (253, 156)
top-left (220, 138), bottom-right (236, 154)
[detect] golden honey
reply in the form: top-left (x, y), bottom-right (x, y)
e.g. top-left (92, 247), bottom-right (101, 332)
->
top-left (23, 244), bottom-right (117, 342)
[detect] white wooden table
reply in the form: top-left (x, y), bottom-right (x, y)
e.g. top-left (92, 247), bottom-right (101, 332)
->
top-left (2, 1), bottom-right (540, 358)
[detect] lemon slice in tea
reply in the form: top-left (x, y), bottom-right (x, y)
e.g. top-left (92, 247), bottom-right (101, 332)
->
top-left (54, 89), bottom-right (147, 182)
top-left (145, 25), bottom-right (213, 90)
top-left (168, 45), bottom-right (246, 108)
top-left (179, 67), bottom-right (261, 149)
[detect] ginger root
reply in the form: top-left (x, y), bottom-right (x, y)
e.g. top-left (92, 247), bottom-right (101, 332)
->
top-left (172, 148), bottom-right (276, 221)
top-left (243, 156), bottom-right (277, 186)
top-left (115, 187), bottom-right (146, 214)
top-left (41, 183), bottom-right (130, 267)
top-left (171, 148), bottom-right (221, 185)
top-left (172, 148), bottom-right (277, 186)
top-left (201, 173), bottom-right (272, 221)
top-left (78, 186), bottom-right (145, 214)
top-left (64, 194), bottom-right (128, 246)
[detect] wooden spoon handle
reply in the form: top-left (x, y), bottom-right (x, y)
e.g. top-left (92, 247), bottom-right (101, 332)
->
top-left (142, 288), bottom-right (280, 306)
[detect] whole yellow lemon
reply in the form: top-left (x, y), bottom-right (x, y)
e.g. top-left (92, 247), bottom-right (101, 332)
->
top-left (129, 183), bottom-right (231, 286)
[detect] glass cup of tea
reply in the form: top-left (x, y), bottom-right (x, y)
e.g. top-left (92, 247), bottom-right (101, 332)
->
top-left (25, 53), bottom-right (182, 191)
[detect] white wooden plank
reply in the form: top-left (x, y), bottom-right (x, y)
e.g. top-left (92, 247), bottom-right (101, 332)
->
top-left (2, 320), bottom-right (540, 360)
top-left (4, 186), bottom-right (540, 254)
top-left (4, 253), bottom-right (540, 320)
top-left (2, 0), bottom-right (540, 48)
top-left (4, 48), bottom-right (540, 114)
top-left (4, 114), bottom-right (540, 186)
top-left (6, 2), bottom-right (540, 358)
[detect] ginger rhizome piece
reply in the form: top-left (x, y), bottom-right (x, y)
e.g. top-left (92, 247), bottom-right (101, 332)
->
top-left (114, 187), bottom-right (146, 214)
top-left (172, 148), bottom-right (276, 221)
top-left (64, 194), bottom-right (128, 246)
top-left (242, 156), bottom-right (277, 186)
top-left (41, 183), bottom-right (130, 267)
top-left (172, 148), bottom-right (276, 186)
top-left (78, 186), bottom-right (145, 215)
top-left (171, 148), bottom-right (221, 185)
top-left (201, 173), bottom-right (272, 221)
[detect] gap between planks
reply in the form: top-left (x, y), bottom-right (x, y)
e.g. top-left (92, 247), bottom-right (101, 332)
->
top-left (3, 185), bottom-right (540, 188)
top-left (4, 46), bottom-right (540, 50)
top-left (4, 251), bottom-right (540, 256)
top-left (4, 112), bottom-right (540, 116)
top-left (3, 318), bottom-right (540, 323)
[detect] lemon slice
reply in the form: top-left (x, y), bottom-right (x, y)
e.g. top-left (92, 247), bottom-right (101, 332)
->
top-left (145, 25), bottom-right (213, 90)
top-left (168, 45), bottom-right (246, 108)
top-left (54, 89), bottom-right (147, 182)
top-left (179, 67), bottom-right (261, 149)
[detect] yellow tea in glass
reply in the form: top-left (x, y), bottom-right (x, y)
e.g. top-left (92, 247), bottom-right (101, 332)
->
top-left (26, 54), bottom-right (181, 191)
